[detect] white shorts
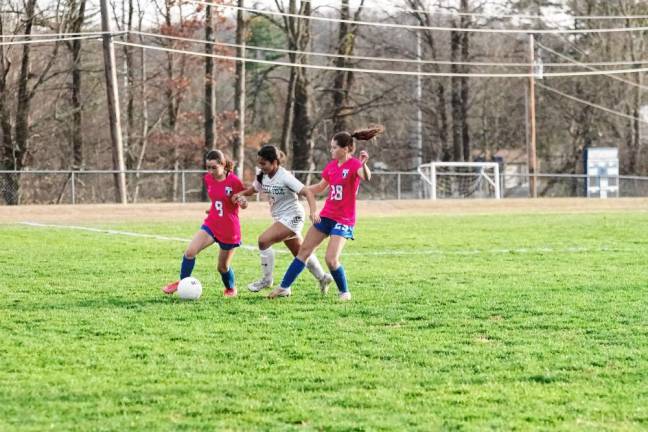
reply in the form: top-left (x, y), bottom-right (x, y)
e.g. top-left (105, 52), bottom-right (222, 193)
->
top-left (275, 212), bottom-right (305, 237)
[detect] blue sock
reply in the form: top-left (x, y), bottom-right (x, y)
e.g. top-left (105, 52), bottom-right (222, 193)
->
top-left (330, 265), bottom-right (348, 293)
top-left (280, 258), bottom-right (306, 289)
top-left (180, 255), bottom-right (195, 279)
top-left (220, 268), bottom-right (235, 289)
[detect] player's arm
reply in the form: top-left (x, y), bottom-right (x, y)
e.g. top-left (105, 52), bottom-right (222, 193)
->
top-left (231, 181), bottom-right (249, 209)
top-left (357, 150), bottom-right (371, 181)
top-left (235, 185), bottom-right (257, 197)
top-left (308, 178), bottom-right (329, 195)
top-left (298, 186), bottom-right (320, 224)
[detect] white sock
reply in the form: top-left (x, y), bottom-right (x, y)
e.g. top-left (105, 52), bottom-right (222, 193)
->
top-left (259, 247), bottom-right (275, 281)
top-left (306, 255), bottom-right (326, 280)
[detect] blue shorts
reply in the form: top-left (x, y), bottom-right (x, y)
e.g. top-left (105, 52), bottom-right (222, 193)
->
top-left (314, 217), bottom-right (355, 240)
top-left (201, 225), bottom-right (240, 250)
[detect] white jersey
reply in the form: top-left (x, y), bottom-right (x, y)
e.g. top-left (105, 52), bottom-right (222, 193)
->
top-left (253, 167), bottom-right (305, 220)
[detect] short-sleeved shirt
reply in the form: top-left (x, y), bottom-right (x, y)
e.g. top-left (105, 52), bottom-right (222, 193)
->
top-left (319, 157), bottom-right (363, 226)
top-left (203, 172), bottom-right (245, 244)
top-left (253, 167), bottom-right (305, 219)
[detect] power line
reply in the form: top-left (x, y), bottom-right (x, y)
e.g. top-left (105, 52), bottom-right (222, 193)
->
top-left (116, 39), bottom-right (648, 78)
top-left (538, 41), bottom-right (648, 91)
top-left (188, 0), bottom-right (648, 35)
top-left (538, 83), bottom-right (648, 125)
top-left (0, 31), bottom-right (117, 38)
top-left (298, 0), bottom-right (648, 21)
top-left (129, 30), bottom-right (648, 68)
top-left (0, 35), bottom-right (104, 46)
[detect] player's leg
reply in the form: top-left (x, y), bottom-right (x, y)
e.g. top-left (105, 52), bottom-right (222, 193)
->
top-left (162, 229), bottom-right (214, 294)
top-left (268, 225), bottom-right (327, 298)
top-left (217, 247), bottom-right (238, 297)
top-left (248, 222), bottom-right (294, 292)
top-left (284, 236), bottom-right (333, 294)
top-left (325, 235), bottom-right (351, 301)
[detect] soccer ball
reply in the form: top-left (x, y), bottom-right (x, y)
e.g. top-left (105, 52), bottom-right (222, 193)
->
top-left (177, 277), bottom-right (202, 300)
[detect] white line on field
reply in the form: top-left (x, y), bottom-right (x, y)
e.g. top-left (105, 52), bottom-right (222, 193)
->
top-left (19, 221), bottom-right (260, 252)
top-left (19, 221), bottom-right (626, 257)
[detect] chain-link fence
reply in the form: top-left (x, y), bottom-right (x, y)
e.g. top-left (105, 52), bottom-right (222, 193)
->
top-left (2, 170), bottom-right (648, 204)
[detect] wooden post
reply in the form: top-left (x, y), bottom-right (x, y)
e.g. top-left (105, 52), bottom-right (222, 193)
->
top-left (99, 0), bottom-right (127, 204)
top-left (528, 34), bottom-right (538, 198)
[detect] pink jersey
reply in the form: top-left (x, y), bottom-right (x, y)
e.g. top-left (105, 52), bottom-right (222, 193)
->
top-left (320, 157), bottom-right (363, 226)
top-left (203, 172), bottom-right (245, 244)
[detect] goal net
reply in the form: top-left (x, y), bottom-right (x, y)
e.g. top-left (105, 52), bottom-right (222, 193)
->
top-left (417, 162), bottom-right (501, 199)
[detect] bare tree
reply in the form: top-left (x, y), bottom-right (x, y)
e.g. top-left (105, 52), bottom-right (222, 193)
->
top-left (1, 0), bottom-right (62, 204)
top-left (331, 0), bottom-right (365, 133)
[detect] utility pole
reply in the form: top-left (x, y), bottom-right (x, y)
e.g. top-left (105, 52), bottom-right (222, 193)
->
top-left (416, 31), bottom-right (423, 169)
top-left (528, 34), bottom-right (538, 198)
top-left (99, 0), bottom-right (127, 204)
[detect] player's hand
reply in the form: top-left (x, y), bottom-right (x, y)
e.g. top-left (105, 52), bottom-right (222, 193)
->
top-left (236, 195), bottom-right (248, 209)
top-left (359, 150), bottom-right (369, 164)
top-left (310, 211), bottom-right (320, 224)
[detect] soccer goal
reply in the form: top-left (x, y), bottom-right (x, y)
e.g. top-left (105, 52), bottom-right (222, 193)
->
top-left (417, 162), bottom-right (501, 199)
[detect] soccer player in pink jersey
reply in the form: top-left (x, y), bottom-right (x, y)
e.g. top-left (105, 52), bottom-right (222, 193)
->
top-left (269, 126), bottom-right (384, 301)
top-left (162, 150), bottom-right (247, 297)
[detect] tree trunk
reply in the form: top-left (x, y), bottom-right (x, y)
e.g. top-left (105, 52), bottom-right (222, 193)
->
top-left (450, 27), bottom-right (462, 161)
top-left (70, 0), bottom-right (86, 170)
top-left (204, 0), bottom-right (216, 153)
top-left (5, 0), bottom-right (38, 204)
top-left (280, 0), bottom-right (299, 164)
top-left (233, 0), bottom-right (246, 178)
top-left (124, 0), bottom-right (135, 170)
top-left (290, 1), bottom-right (313, 179)
top-left (460, 2), bottom-right (470, 162)
top-left (331, 0), bottom-right (359, 133)
top-left (163, 4), bottom-right (179, 201)
top-left (280, 66), bottom-right (296, 162)
top-left (202, 0), bottom-right (216, 201)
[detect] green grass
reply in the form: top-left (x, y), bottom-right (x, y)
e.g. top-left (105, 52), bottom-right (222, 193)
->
top-left (1, 213), bottom-right (648, 431)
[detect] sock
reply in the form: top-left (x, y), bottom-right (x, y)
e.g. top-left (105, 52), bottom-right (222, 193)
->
top-left (220, 268), bottom-right (235, 289)
top-left (259, 247), bottom-right (275, 281)
top-left (180, 255), bottom-right (195, 279)
top-left (330, 265), bottom-right (348, 293)
top-left (280, 258), bottom-right (306, 289)
top-left (306, 255), bottom-right (326, 280)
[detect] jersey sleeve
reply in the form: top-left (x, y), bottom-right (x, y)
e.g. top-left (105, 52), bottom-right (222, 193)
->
top-left (232, 175), bottom-right (245, 194)
top-left (252, 178), bottom-right (263, 193)
top-left (322, 162), bottom-right (332, 182)
top-left (352, 158), bottom-right (363, 179)
top-left (283, 170), bottom-right (305, 194)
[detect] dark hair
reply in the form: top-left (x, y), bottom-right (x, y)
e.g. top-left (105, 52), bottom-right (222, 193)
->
top-left (256, 145), bottom-right (286, 184)
top-left (332, 125), bottom-right (385, 152)
top-left (205, 149), bottom-right (234, 175)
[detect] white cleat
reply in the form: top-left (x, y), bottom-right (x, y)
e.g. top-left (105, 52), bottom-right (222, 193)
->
top-left (268, 287), bottom-right (291, 299)
top-left (319, 274), bottom-right (334, 295)
top-left (248, 278), bottom-right (273, 292)
top-left (339, 291), bottom-right (352, 301)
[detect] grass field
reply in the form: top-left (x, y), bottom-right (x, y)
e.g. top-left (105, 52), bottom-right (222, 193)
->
top-left (1, 210), bottom-right (648, 430)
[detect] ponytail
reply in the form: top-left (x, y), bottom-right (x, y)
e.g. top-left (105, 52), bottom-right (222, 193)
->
top-left (333, 124), bottom-right (384, 152)
top-left (351, 125), bottom-right (384, 141)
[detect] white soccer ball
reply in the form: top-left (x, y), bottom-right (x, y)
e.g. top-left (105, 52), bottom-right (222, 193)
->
top-left (177, 277), bottom-right (202, 300)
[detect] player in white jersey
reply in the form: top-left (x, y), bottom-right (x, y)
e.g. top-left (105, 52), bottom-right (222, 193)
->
top-left (234, 145), bottom-right (333, 293)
